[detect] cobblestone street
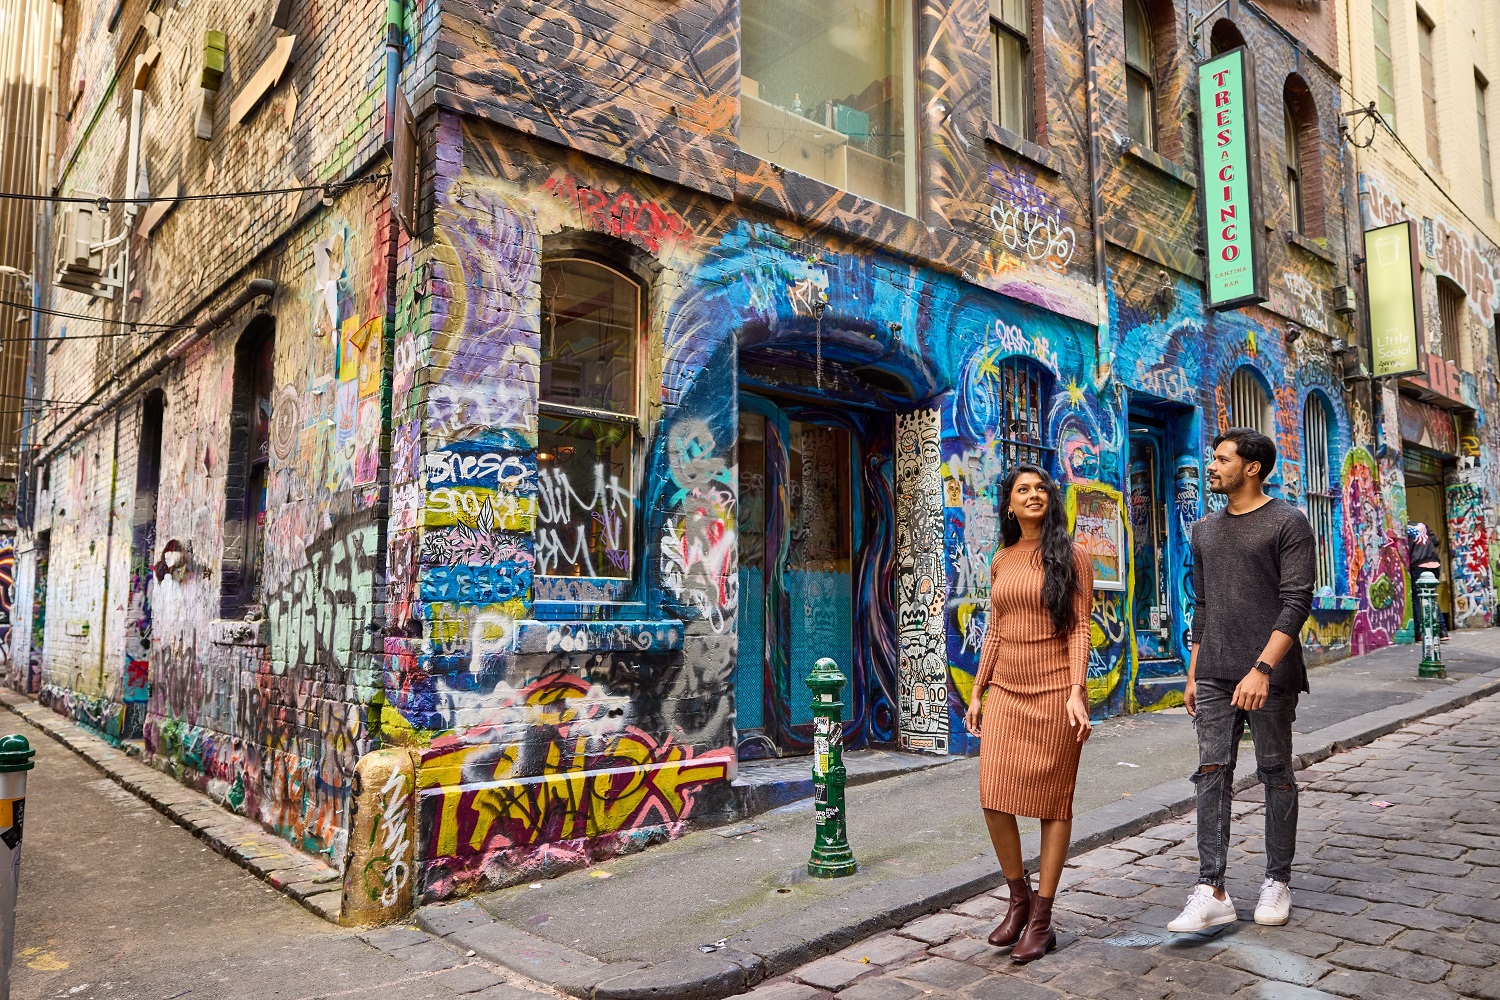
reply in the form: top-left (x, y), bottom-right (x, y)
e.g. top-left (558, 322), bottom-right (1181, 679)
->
top-left (745, 694), bottom-right (1500, 1000)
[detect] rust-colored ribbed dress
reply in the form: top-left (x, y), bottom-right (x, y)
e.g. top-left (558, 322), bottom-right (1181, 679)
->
top-left (973, 538), bottom-right (1093, 820)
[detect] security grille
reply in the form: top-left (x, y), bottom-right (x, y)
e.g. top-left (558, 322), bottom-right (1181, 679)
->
top-left (1304, 396), bottom-right (1337, 591)
top-left (998, 357), bottom-right (1052, 470)
top-left (1230, 368), bottom-right (1274, 436)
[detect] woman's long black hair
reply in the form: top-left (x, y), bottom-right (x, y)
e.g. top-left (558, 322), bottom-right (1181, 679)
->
top-left (999, 463), bottom-right (1079, 635)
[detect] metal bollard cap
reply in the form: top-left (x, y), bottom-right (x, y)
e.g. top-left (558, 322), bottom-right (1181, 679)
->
top-left (0, 734), bottom-right (35, 772)
top-left (806, 657), bottom-right (847, 693)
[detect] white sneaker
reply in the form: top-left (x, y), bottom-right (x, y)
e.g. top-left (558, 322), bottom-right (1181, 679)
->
top-left (1167, 884), bottom-right (1238, 932)
top-left (1254, 878), bottom-right (1292, 925)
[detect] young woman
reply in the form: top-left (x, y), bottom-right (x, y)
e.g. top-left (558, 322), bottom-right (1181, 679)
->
top-left (963, 463), bottom-right (1094, 963)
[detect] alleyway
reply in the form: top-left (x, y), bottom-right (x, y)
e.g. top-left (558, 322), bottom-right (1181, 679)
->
top-left (6, 711), bottom-right (545, 1000)
top-left (743, 694), bottom-right (1500, 1000)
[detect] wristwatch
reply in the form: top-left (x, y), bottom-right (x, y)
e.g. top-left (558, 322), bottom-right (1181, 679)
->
top-left (1253, 660), bottom-right (1274, 676)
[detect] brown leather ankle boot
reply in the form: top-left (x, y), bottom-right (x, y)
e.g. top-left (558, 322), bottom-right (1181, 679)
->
top-left (987, 875), bottom-right (1033, 947)
top-left (1011, 892), bottom-right (1057, 963)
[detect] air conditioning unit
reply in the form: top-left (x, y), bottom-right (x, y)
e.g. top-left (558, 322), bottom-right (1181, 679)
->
top-left (57, 196), bottom-right (106, 277)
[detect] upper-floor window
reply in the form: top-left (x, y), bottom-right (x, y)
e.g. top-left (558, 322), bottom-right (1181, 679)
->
top-left (1478, 73), bottom-right (1495, 216)
top-left (1209, 18), bottom-right (1245, 56)
top-left (221, 316), bottom-right (275, 617)
top-left (1284, 101), bottom-right (1304, 234)
top-left (1283, 75), bottom-right (1324, 237)
top-left (1372, 0), bottom-right (1396, 118)
top-left (537, 256), bottom-right (641, 579)
top-left (1418, 9), bottom-right (1441, 170)
top-left (1124, 0), bottom-right (1157, 150)
top-left (1304, 394), bottom-right (1338, 591)
top-left (991, 0), bottom-right (1034, 140)
top-left (1437, 277), bottom-right (1465, 366)
top-left (1229, 367), bottom-right (1274, 437)
top-left (740, 0), bottom-right (916, 213)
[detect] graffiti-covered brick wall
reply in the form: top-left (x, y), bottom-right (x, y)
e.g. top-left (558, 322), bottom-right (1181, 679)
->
top-left (11, 0), bottom-right (406, 869)
top-left (1339, 0), bottom-right (1500, 635)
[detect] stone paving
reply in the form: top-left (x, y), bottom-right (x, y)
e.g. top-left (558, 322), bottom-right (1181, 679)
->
top-left (742, 695), bottom-right (1500, 1000)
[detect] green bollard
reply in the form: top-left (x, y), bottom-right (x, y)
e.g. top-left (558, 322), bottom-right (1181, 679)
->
top-left (0, 735), bottom-right (35, 1000)
top-left (807, 657), bottom-right (856, 878)
top-left (1415, 572), bottom-right (1446, 679)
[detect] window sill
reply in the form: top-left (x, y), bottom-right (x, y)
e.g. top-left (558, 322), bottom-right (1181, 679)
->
top-left (982, 121), bottom-right (1062, 175)
top-left (211, 617), bottom-right (268, 647)
top-left (1312, 594), bottom-right (1360, 612)
top-left (1122, 140), bottom-right (1197, 189)
top-left (513, 618), bottom-right (683, 655)
top-left (1286, 230), bottom-right (1335, 264)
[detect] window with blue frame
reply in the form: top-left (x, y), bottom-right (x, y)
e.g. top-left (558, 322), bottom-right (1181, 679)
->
top-left (1304, 393), bottom-right (1338, 592)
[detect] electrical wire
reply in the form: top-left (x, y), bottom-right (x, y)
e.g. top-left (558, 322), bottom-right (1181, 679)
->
top-left (0, 297), bottom-right (193, 331)
top-left (0, 172), bottom-right (387, 209)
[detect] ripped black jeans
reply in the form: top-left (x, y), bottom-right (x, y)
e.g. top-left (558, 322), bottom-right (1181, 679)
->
top-left (1192, 677), bottom-right (1299, 889)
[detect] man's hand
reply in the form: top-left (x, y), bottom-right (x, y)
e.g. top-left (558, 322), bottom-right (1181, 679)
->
top-left (1066, 687), bottom-right (1093, 743)
top-left (1184, 677), bottom-right (1197, 718)
top-left (1232, 669), bottom-right (1271, 711)
top-left (964, 691), bottom-right (983, 735)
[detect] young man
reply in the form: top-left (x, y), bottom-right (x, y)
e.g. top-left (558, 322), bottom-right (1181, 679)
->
top-left (1167, 428), bottom-right (1314, 932)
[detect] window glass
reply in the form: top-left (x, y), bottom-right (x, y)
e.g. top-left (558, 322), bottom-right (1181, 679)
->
top-left (540, 259), bottom-right (639, 417)
top-left (1124, 0), bottom-right (1152, 71)
top-left (1285, 101), bottom-right (1303, 232)
top-left (1127, 70), bottom-right (1155, 148)
top-left (1124, 0), bottom-right (1155, 148)
top-left (1479, 76), bottom-right (1495, 215)
top-left (1418, 12), bottom-right (1441, 169)
top-left (537, 258), bottom-right (641, 579)
top-left (991, 0), bottom-right (1033, 139)
top-left (741, 0), bottom-right (916, 212)
top-left (1372, 0), bottom-right (1396, 118)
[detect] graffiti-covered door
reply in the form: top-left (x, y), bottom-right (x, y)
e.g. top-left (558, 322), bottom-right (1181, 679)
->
top-left (736, 395), bottom-right (862, 756)
top-left (1128, 427), bottom-right (1173, 661)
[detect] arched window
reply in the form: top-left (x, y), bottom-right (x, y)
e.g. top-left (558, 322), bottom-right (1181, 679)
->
top-left (1125, 0), bottom-right (1157, 150)
top-left (1304, 393), bottom-right (1338, 590)
top-left (1284, 75), bottom-right (1324, 237)
top-left (537, 255), bottom-right (643, 579)
top-left (1209, 18), bottom-right (1245, 55)
top-left (1229, 367), bottom-right (1274, 437)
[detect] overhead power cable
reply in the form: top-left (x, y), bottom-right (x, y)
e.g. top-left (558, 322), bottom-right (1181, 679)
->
top-left (0, 172), bottom-right (387, 210)
top-left (0, 297), bottom-right (193, 331)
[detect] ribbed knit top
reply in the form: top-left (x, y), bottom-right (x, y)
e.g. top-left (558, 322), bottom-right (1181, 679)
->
top-left (971, 538), bottom-right (1093, 696)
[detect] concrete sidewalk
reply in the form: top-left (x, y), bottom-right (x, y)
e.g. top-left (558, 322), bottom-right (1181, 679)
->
top-left (416, 630), bottom-right (1500, 1000)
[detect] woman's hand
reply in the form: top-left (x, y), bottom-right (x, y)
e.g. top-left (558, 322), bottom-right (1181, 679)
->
top-left (964, 691), bottom-right (983, 735)
top-left (1066, 686), bottom-right (1093, 743)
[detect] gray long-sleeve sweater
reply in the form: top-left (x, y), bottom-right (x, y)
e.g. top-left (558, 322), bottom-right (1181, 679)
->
top-left (1189, 497), bottom-right (1316, 692)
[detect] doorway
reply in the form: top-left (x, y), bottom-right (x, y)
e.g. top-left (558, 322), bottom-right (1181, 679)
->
top-left (1404, 447), bottom-right (1452, 628)
top-left (1126, 402), bottom-right (1199, 701)
top-left (123, 390), bottom-right (164, 740)
top-left (736, 394), bottom-right (866, 756)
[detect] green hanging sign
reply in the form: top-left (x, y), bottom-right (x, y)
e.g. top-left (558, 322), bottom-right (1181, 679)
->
top-left (1198, 46), bottom-right (1267, 310)
top-left (1364, 220), bottom-right (1424, 378)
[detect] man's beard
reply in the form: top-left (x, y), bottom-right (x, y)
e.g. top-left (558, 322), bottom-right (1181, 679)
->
top-left (1208, 472), bottom-right (1240, 495)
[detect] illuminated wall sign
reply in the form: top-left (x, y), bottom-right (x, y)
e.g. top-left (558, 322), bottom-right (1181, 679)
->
top-left (1364, 220), bottom-right (1424, 377)
top-left (1197, 46), bottom-right (1267, 310)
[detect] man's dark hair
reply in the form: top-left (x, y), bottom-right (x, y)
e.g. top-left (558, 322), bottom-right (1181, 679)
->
top-left (1213, 427), bottom-right (1277, 479)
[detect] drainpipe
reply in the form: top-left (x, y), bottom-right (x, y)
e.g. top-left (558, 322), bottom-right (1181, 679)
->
top-left (96, 409), bottom-right (121, 697)
top-left (1082, 0), bottom-right (1112, 384)
top-left (384, 0), bottom-right (402, 144)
